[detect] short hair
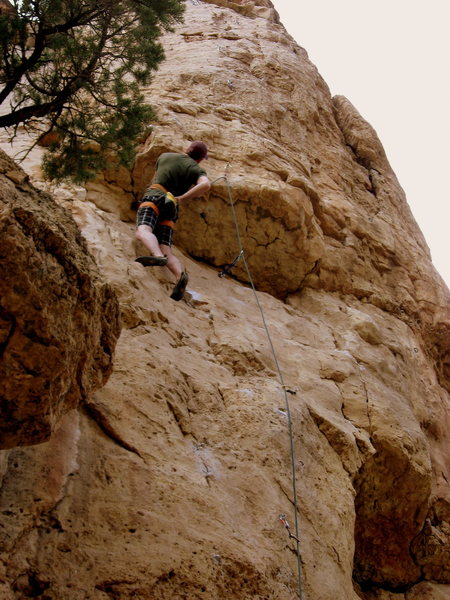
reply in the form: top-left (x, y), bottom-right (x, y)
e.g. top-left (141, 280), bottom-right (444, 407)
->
top-left (187, 141), bottom-right (208, 160)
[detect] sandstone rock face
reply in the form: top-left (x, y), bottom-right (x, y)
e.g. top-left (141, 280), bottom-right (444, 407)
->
top-left (0, 0), bottom-right (14, 15)
top-left (0, 1), bottom-right (449, 599)
top-left (0, 150), bottom-right (121, 449)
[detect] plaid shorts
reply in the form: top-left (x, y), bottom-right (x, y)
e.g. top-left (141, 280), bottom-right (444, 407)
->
top-left (136, 203), bottom-right (174, 247)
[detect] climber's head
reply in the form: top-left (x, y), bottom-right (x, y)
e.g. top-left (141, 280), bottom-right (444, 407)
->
top-left (186, 140), bottom-right (208, 162)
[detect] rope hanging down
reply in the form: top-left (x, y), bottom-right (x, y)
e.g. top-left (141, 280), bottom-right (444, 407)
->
top-left (211, 167), bottom-right (304, 600)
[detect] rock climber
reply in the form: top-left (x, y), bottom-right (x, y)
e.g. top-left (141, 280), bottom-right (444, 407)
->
top-left (135, 141), bottom-right (211, 301)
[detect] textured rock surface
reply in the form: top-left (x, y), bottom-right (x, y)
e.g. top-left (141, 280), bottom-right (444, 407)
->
top-left (0, 150), bottom-right (121, 449)
top-left (91, 0), bottom-right (449, 390)
top-left (0, 0), bottom-right (449, 599)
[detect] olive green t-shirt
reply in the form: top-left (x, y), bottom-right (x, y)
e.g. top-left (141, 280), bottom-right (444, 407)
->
top-left (152, 152), bottom-right (207, 197)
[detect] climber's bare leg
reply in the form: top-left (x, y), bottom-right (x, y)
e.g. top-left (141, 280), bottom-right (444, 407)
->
top-left (135, 224), bottom-right (165, 257)
top-left (160, 244), bottom-right (183, 280)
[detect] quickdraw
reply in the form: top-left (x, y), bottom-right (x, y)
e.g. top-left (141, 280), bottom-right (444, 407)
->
top-left (279, 514), bottom-right (301, 544)
top-left (218, 249), bottom-right (244, 278)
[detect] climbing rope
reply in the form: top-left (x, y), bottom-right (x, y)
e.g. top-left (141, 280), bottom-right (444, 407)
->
top-left (211, 167), bottom-right (304, 599)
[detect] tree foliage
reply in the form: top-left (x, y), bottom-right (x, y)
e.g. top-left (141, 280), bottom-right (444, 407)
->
top-left (0, 0), bottom-right (185, 182)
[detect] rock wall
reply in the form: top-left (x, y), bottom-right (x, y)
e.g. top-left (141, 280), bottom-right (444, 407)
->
top-left (0, 150), bottom-right (121, 449)
top-left (0, 1), bottom-right (449, 599)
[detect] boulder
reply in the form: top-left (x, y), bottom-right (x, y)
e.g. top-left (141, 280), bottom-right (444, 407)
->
top-left (0, 150), bottom-right (121, 449)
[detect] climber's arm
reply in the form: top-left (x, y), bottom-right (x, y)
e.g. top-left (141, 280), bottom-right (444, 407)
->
top-left (176, 176), bottom-right (211, 202)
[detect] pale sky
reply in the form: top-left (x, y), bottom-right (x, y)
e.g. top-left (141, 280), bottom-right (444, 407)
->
top-left (271, 0), bottom-right (449, 289)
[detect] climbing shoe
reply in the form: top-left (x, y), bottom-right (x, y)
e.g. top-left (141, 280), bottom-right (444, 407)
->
top-left (135, 255), bottom-right (168, 267)
top-left (170, 271), bottom-right (189, 301)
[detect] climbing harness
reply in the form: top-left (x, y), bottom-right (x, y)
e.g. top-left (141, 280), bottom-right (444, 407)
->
top-left (138, 200), bottom-right (175, 229)
top-left (212, 166), bottom-right (304, 600)
top-left (149, 183), bottom-right (168, 194)
top-left (139, 183), bottom-right (178, 224)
